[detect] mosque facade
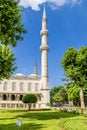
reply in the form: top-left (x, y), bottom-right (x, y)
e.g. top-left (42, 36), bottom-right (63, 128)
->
top-left (0, 6), bottom-right (50, 109)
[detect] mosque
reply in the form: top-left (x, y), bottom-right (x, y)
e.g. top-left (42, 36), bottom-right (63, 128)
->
top-left (0, 6), bottom-right (50, 109)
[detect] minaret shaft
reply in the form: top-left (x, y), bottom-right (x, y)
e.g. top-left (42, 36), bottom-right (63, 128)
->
top-left (41, 50), bottom-right (48, 77)
top-left (40, 5), bottom-right (49, 79)
top-left (42, 19), bottom-right (47, 30)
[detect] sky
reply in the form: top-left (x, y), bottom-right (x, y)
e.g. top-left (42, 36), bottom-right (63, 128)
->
top-left (12, 0), bottom-right (87, 88)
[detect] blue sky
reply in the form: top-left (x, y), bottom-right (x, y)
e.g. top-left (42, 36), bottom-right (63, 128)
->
top-left (12, 0), bottom-right (87, 88)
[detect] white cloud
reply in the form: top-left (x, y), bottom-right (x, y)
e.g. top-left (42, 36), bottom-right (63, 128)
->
top-left (19, 0), bottom-right (46, 10)
top-left (19, 0), bottom-right (82, 10)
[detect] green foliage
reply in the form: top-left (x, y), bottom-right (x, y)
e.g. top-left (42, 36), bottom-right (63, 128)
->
top-left (46, 102), bottom-right (51, 106)
top-left (22, 94), bottom-right (37, 104)
top-left (22, 94), bottom-right (37, 110)
top-left (0, 0), bottom-right (26, 46)
top-left (53, 92), bottom-right (64, 102)
top-left (50, 86), bottom-right (63, 104)
top-left (50, 86), bottom-right (68, 104)
top-left (0, 45), bottom-right (16, 80)
top-left (53, 87), bottom-right (68, 102)
top-left (67, 84), bottom-right (80, 101)
top-left (61, 46), bottom-right (87, 108)
top-left (0, 0), bottom-right (26, 80)
top-left (61, 46), bottom-right (87, 86)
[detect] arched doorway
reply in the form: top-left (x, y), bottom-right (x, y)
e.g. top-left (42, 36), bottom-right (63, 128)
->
top-left (3, 94), bottom-right (7, 100)
top-left (20, 95), bottom-right (23, 101)
top-left (11, 95), bottom-right (15, 100)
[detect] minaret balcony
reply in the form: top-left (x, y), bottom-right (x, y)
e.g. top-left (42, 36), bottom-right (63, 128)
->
top-left (40, 45), bottom-right (49, 51)
top-left (42, 18), bottom-right (47, 21)
top-left (40, 29), bottom-right (48, 36)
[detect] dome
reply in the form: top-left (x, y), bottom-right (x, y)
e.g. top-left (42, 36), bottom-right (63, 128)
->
top-left (14, 73), bottom-right (25, 77)
top-left (28, 73), bottom-right (38, 78)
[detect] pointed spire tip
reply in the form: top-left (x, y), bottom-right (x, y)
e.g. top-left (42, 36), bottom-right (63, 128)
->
top-left (43, 4), bottom-right (46, 19)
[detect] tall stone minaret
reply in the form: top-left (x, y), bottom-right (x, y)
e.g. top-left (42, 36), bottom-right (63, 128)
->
top-left (40, 5), bottom-right (50, 108)
top-left (40, 5), bottom-right (49, 89)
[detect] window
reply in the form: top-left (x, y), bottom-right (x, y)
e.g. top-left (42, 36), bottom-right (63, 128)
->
top-left (4, 82), bottom-right (7, 91)
top-left (35, 83), bottom-right (38, 91)
top-left (11, 95), bottom-right (15, 100)
top-left (20, 83), bottom-right (24, 91)
top-left (3, 94), bottom-right (7, 100)
top-left (12, 82), bottom-right (16, 91)
top-left (20, 95), bottom-right (23, 101)
top-left (37, 95), bottom-right (41, 101)
top-left (28, 83), bottom-right (31, 91)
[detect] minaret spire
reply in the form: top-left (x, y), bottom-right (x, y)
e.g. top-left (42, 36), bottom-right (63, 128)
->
top-left (43, 4), bottom-right (46, 19)
top-left (34, 61), bottom-right (38, 75)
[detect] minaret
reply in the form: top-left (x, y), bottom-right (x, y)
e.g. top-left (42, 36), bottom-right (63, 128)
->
top-left (40, 5), bottom-right (49, 86)
top-left (40, 5), bottom-right (50, 108)
top-left (34, 61), bottom-right (38, 75)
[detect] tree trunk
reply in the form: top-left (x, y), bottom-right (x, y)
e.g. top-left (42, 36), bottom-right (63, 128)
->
top-left (69, 100), bottom-right (74, 107)
top-left (28, 103), bottom-right (31, 110)
top-left (79, 87), bottom-right (85, 108)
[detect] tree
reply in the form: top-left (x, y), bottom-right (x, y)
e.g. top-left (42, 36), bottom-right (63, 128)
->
top-left (53, 86), bottom-right (68, 103)
top-left (67, 84), bottom-right (80, 106)
top-left (50, 86), bottom-right (62, 104)
top-left (0, 0), bottom-right (26, 80)
top-left (0, 46), bottom-right (16, 80)
top-left (0, 0), bottom-right (26, 46)
top-left (22, 94), bottom-right (37, 110)
top-left (61, 47), bottom-right (87, 108)
top-left (64, 78), bottom-right (87, 107)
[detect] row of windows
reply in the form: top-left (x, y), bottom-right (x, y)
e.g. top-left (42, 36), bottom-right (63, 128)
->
top-left (3, 86), bottom-right (38, 91)
top-left (4, 82), bottom-right (38, 87)
top-left (3, 82), bottom-right (39, 91)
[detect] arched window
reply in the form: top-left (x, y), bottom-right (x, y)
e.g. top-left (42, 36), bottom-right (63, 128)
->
top-left (20, 83), bottom-right (24, 91)
top-left (28, 83), bottom-right (31, 91)
top-left (12, 82), bottom-right (16, 91)
top-left (4, 82), bottom-right (7, 91)
top-left (11, 95), bottom-right (15, 100)
top-left (3, 94), bottom-right (7, 100)
top-left (37, 95), bottom-right (41, 101)
top-left (20, 95), bottom-right (23, 101)
top-left (35, 83), bottom-right (38, 91)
